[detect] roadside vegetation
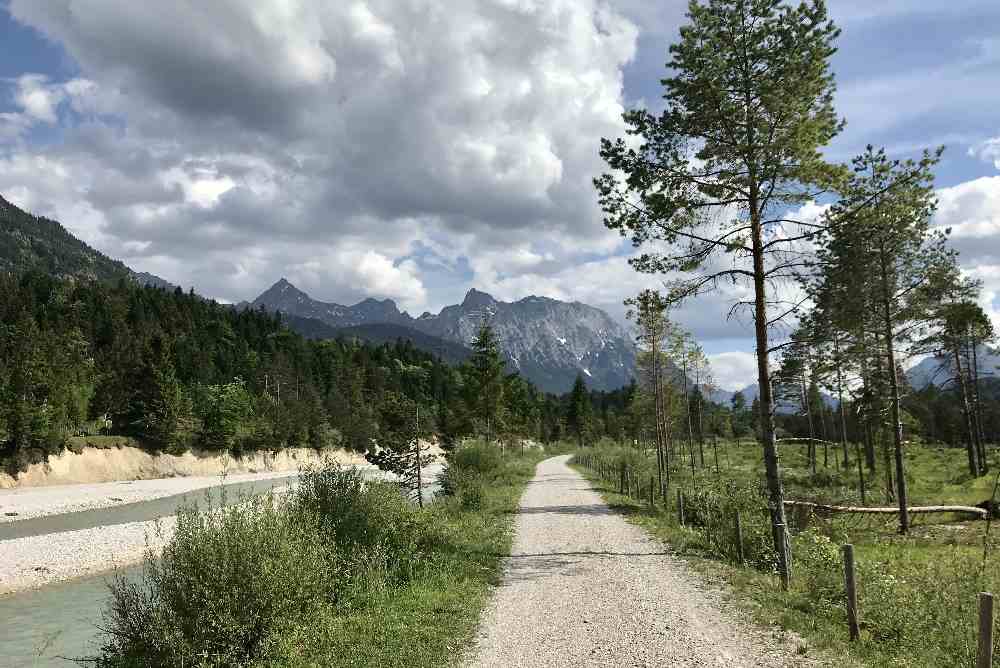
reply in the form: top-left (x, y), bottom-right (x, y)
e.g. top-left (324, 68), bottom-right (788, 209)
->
top-left (573, 439), bottom-right (999, 667)
top-left (89, 441), bottom-right (543, 668)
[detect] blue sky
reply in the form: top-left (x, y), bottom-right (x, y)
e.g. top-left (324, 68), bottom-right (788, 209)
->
top-left (2, 1), bottom-right (1000, 389)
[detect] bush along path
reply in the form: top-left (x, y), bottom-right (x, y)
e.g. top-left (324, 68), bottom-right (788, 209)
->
top-left (89, 444), bottom-right (542, 668)
top-left (466, 455), bottom-right (817, 668)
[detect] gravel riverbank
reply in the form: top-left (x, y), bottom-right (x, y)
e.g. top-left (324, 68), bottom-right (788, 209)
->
top-left (466, 455), bottom-right (819, 667)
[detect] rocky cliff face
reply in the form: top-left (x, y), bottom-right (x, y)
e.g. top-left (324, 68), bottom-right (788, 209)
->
top-left (249, 280), bottom-right (637, 393)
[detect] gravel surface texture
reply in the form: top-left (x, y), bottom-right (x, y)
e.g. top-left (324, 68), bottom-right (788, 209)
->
top-left (0, 516), bottom-right (175, 596)
top-left (467, 455), bottom-right (818, 667)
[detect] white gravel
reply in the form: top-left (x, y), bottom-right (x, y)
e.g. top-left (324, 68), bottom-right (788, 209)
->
top-left (0, 516), bottom-right (176, 595)
top-left (0, 469), bottom-right (301, 523)
top-left (466, 455), bottom-right (819, 667)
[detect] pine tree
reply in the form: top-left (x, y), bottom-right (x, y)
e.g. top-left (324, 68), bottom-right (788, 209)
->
top-left (818, 146), bottom-right (956, 533)
top-left (366, 391), bottom-right (435, 506)
top-left (466, 322), bottom-right (505, 446)
top-left (596, 0), bottom-right (845, 585)
top-left (566, 374), bottom-right (593, 447)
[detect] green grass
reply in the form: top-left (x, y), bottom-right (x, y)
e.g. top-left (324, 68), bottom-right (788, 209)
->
top-left (300, 451), bottom-right (540, 668)
top-left (573, 440), bottom-right (1000, 668)
top-left (92, 443), bottom-right (543, 667)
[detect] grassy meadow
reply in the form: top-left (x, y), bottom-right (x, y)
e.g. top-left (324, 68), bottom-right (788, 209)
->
top-left (573, 439), bottom-right (1000, 667)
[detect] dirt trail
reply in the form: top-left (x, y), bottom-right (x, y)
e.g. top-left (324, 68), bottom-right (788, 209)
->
top-left (467, 455), bottom-right (817, 667)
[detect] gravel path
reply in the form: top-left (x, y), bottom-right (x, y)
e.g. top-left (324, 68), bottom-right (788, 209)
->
top-left (467, 455), bottom-right (817, 667)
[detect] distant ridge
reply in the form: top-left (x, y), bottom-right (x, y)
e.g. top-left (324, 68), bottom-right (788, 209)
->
top-left (249, 279), bottom-right (638, 393)
top-left (0, 193), bottom-right (178, 291)
top-left (0, 193), bottom-right (129, 282)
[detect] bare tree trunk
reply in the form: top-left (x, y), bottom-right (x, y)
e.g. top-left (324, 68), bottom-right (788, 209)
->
top-left (879, 254), bottom-right (908, 534)
top-left (835, 336), bottom-right (850, 470)
top-left (801, 377), bottom-right (816, 475)
top-left (750, 189), bottom-right (790, 588)
top-left (954, 344), bottom-right (980, 477)
top-left (971, 338), bottom-right (989, 474)
top-left (415, 406), bottom-right (424, 509)
top-left (683, 358), bottom-right (695, 466)
top-left (859, 331), bottom-right (877, 472)
top-left (651, 328), bottom-right (665, 495)
top-left (695, 365), bottom-right (706, 467)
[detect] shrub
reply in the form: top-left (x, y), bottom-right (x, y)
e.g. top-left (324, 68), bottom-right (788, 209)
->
top-left (96, 494), bottom-right (335, 667)
top-left (448, 442), bottom-right (502, 476)
top-left (293, 459), bottom-right (429, 587)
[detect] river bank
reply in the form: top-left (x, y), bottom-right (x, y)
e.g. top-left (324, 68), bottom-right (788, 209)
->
top-left (0, 440), bottom-right (367, 491)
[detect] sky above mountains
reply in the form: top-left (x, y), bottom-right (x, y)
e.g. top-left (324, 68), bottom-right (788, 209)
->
top-left (2, 0), bottom-right (1000, 390)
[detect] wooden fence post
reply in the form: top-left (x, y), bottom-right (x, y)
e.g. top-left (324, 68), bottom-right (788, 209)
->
top-left (677, 489), bottom-right (685, 526)
top-left (734, 511), bottom-right (744, 565)
top-left (649, 476), bottom-right (654, 508)
top-left (979, 591), bottom-right (995, 668)
top-left (775, 522), bottom-right (789, 591)
top-left (843, 544), bottom-right (860, 641)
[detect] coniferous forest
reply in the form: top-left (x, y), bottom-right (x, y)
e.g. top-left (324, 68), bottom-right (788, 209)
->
top-left (0, 269), bottom-right (644, 474)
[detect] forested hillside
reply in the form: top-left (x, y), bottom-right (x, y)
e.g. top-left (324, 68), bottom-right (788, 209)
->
top-left (0, 271), bottom-right (649, 474)
top-left (0, 195), bottom-right (130, 282)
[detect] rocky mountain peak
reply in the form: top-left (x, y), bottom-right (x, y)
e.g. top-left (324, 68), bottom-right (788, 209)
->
top-left (461, 288), bottom-right (497, 310)
top-left (246, 279), bottom-right (638, 393)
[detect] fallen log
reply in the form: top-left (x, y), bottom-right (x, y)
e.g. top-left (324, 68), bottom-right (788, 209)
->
top-left (784, 500), bottom-right (988, 519)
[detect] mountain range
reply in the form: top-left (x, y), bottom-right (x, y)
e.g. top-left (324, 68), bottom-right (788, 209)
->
top-left (906, 346), bottom-right (1000, 390)
top-left (244, 278), bottom-right (637, 393)
top-left (0, 193), bottom-right (639, 394)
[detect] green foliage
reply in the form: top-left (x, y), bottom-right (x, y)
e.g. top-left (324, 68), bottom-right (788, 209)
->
top-left (576, 438), bottom-right (1000, 667)
top-left (364, 392), bottom-right (435, 502)
top-left (94, 445), bottom-right (544, 668)
top-left (97, 494), bottom-right (335, 667)
top-left (0, 271), bottom-right (550, 472)
top-left (0, 194), bottom-right (131, 282)
top-left (196, 378), bottom-right (255, 452)
top-left (465, 323), bottom-right (506, 441)
top-left (293, 460), bottom-right (430, 589)
top-left (565, 374), bottom-right (594, 446)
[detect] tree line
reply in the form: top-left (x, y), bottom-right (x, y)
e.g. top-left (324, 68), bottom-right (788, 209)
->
top-left (594, 0), bottom-right (997, 587)
top-left (0, 271), bottom-right (616, 473)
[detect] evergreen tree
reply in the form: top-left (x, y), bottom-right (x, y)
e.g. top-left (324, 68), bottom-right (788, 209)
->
top-left (365, 392), bottom-right (434, 506)
top-left (818, 146), bottom-right (955, 533)
top-left (466, 322), bottom-right (506, 446)
top-left (596, 0), bottom-right (845, 585)
top-left (566, 374), bottom-right (593, 447)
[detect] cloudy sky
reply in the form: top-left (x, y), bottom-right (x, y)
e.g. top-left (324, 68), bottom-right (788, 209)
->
top-left (2, 0), bottom-right (1000, 390)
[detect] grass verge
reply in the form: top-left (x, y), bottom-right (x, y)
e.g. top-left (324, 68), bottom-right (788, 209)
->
top-left (572, 441), bottom-right (1000, 668)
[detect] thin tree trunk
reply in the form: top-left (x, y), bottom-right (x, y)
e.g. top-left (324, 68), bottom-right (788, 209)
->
top-left (696, 365), bottom-right (705, 467)
top-left (971, 338), bottom-right (989, 474)
top-left (651, 328), bottom-right (665, 495)
top-left (750, 188), bottom-right (790, 588)
top-left (954, 344), bottom-right (980, 477)
top-left (802, 376), bottom-right (816, 475)
top-left (835, 337), bottom-right (850, 469)
top-left (879, 253), bottom-right (909, 535)
top-left (859, 331), bottom-right (877, 471)
top-left (683, 358), bottom-right (695, 465)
